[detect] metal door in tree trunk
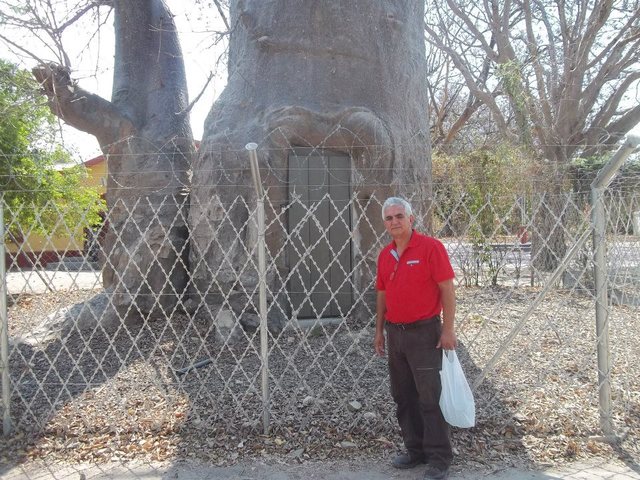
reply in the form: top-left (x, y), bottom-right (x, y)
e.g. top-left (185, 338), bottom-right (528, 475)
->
top-left (288, 150), bottom-right (352, 319)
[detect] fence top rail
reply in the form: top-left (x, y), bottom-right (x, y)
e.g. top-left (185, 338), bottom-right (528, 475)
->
top-left (591, 134), bottom-right (640, 190)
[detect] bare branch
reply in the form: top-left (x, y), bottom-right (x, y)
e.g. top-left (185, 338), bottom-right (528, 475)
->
top-left (0, 32), bottom-right (47, 65)
top-left (56, 2), bottom-right (99, 33)
top-left (532, 0), bottom-right (559, 98)
top-left (577, 0), bottom-right (614, 60)
top-left (582, 103), bottom-right (640, 157)
top-left (212, 0), bottom-right (230, 32)
top-left (604, 103), bottom-right (640, 138)
top-left (585, 71), bottom-right (640, 137)
top-left (424, 25), bottom-right (511, 136)
top-left (444, 0), bottom-right (498, 61)
top-left (442, 97), bottom-right (484, 147)
top-left (582, 36), bottom-right (640, 112)
top-left (425, 0), bottom-right (640, 161)
top-left (586, 8), bottom-right (640, 69)
top-left (178, 70), bottom-right (216, 116)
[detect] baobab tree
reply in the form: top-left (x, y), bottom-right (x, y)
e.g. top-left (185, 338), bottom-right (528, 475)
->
top-left (1, 0), bottom-right (432, 323)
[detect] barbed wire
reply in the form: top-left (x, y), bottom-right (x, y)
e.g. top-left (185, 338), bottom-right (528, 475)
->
top-left (2, 166), bottom-right (639, 180)
top-left (4, 164), bottom-right (639, 175)
top-left (1, 141), bottom-right (637, 158)
top-left (1, 180), bottom-right (639, 195)
top-left (2, 192), bottom-right (638, 209)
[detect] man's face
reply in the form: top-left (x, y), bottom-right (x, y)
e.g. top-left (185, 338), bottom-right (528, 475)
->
top-left (383, 204), bottom-right (414, 239)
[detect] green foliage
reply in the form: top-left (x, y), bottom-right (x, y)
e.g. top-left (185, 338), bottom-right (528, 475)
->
top-left (0, 59), bottom-right (105, 237)
top-left (495, 60), bottom-right (532, 145)
top-left (433, 144), bottom-right (535, 286)
top-left (433, 143), bottom-right (535, 237)
top-left (496, 60), bottom-right (528, 113)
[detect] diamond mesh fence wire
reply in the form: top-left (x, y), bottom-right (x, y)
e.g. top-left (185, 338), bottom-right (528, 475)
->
top-left (1, 154), bottom-right (639, 465)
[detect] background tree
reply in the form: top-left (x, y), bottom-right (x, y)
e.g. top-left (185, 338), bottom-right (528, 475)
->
top-left (425, 0), bottom-right (640, 269)
top-left (0, 59), bottom-right (104, 242)
top-left (427, 38), bottom-right (500, 153)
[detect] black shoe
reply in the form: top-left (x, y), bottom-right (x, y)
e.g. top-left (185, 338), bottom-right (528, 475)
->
top-left (391, 452), bottom-right (425, 469)
top-left (423, 464), bottom-right (449, 479)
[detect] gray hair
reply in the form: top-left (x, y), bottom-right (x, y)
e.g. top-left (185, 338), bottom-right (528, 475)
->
top-left (382, 197), bottom-right (413, 219)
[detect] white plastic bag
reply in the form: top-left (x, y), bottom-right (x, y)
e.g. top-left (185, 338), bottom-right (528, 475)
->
top-left (439, 350), bottom-right (476, 428)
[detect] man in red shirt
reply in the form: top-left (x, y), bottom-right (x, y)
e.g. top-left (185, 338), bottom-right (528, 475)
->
top-left (374, 197), bottom-right (456, 480)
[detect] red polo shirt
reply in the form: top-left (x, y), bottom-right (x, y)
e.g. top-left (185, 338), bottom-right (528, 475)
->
top-left (376, 230), bottom-right (454, 324)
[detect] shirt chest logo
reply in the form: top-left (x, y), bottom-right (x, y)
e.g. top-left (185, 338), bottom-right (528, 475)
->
top-left (406, 260), bottom-right (420, 266)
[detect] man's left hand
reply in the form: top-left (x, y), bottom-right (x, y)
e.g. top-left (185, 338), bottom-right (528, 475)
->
top-left (437, 329), bottom-right (457, 350)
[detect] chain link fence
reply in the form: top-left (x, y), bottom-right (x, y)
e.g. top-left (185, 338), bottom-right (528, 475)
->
top-left (1, 143), bottom-right (639, 466)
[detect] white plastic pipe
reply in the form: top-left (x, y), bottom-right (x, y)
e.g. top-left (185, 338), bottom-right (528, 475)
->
top-left (246, 142), bottom-right (269, 435)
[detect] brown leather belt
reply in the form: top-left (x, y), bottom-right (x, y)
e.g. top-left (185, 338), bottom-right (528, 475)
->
top-left (385, 315), bottom-right (440, 330)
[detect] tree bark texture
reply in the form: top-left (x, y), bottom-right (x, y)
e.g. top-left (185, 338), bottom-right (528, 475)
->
top-left (189, 0), bottom-right (431, 320)
top-left (531, 175), bottom-right (569, 273)
top-left (34, 0), bottom-right (194, 321)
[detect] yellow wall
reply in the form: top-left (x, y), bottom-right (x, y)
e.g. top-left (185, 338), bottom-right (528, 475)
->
top-left (5, 229), bottom-right (85, 254)
top-left (85, 160), bottom-right (107, 195)
top-left (4, 160), bottom-right (106, 260)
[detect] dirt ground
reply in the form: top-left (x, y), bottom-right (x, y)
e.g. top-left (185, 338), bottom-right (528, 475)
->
top-left (2, 456), bottom-right (640, 480)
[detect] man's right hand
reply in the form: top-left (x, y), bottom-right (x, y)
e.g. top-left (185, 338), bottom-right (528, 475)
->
top-left (374, 331), bottom-right (385, 356)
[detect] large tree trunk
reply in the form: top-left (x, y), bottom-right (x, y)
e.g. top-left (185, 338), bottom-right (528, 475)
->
top-left (531, 163), bottom-right (569, 273)
top-left (34, 0), bottom-right (193, 323)
top-left (189, 0), bottom-right (431, 323)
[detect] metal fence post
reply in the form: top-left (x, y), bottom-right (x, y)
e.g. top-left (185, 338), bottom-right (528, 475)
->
top-left (590, 134), bottom-right (640, 437)
top-left (590, 184), bottom-right (613, 436)
top-left (246, 142), bottom-right (269, 435)
top-left (0, 194), bottom-right (12, 436)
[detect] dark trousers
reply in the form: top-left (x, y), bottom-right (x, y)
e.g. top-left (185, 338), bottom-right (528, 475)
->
top-left (386, 319), bottom-right (453, 468)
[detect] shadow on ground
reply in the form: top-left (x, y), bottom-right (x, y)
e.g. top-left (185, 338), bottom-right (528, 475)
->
top-left (1, 291), bottom-right (545, 476)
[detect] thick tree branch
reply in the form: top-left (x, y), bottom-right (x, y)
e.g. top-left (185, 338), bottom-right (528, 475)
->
top-left (32, 62), bottom-right (134, 149)
top-left (442, 97), bottom-right (484, 147)
top-left (587, 11), bottom-right (640, 70)
top-left (523, 1), bottom-right (553, 132)
top-left (577, 0), bottom-right (613, 60)
top-left (556, 0), bottom-right (571, 61)
top-left (582, 103), bottom-right (640, 157)
top-left (587, 71), bottom-right (640, 135)
top-left (582, 37), bottom-right (640, 113)
top-left (533, 1), bottom-right (560, 102)
top-left (604, 104), bottom-right (640, 139)
top-left (111, 0), bottom-right (192, 132)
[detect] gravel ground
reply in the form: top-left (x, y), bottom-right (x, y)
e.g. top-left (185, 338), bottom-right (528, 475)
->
top-left (1, 286), bottom-right (638, 473)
